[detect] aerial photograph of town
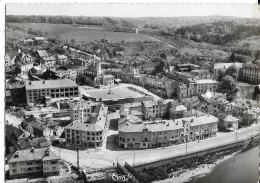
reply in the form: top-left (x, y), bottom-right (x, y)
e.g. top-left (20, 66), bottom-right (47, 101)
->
top-left (3, 2), bottom-right (260, 183)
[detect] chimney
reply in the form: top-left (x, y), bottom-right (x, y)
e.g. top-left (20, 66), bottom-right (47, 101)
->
top-left (44, 149), bottom-right (49, 156)
top-left (43, 80), bottom-right (45, 84)
top-left (30, 147), bottom-right (34, 153)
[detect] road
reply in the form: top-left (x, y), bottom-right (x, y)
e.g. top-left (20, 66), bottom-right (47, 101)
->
top-left (136, 28), bottom-right (178, 49)
top-left (54, 123), bottom-right (260, 170)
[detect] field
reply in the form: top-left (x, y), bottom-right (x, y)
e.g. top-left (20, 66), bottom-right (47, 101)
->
top-left (7, 23), bottom-right (152, 43)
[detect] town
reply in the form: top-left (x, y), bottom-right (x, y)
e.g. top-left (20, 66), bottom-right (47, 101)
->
top-left (4, 11), bottom-right (260, 183)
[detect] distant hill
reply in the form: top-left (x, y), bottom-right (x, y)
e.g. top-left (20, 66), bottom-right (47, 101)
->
top-left (6, 15), bottom-right (260, 29)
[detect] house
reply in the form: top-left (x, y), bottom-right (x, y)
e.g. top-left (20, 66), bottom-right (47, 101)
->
top-left (195, 79), bottom-right (219, 94)
top-left (241, 63), bottom-right (260, 84)
top-left (33, 37), bottom-right (45, 43)
top-left (57, 55), bottom-right (68, 65)
top-left (222, 115), bottom-right (239, 131)
top-left (183, 96), bottom-right (200, 110)
top-left (41, 56), bottom-right (56, 67)
top-left (118, 114), bottom-right (218, 149)
top-left (23, 117), bottom-right (58, 137)
top-left (142, 99), bottom-right (173, 119)
top-left (170, 100), bottom-right (187, 119)
top-left (5, 54), bottom-right (16, 73)
top-left (5, 81), bottom-right (26, 104)
top-left (64, 103), bottom-right (108, 148)
top-left (8, 147), bottom-right (60, 178)
top-left (213, 62), bottom-right (243, 80)
top-left (70, 100), bottom-right (103, 123)
top-left (71, 57), bottom-right (89, 66)
top-left (190, 70), bottom-right (212, 79)
top-left (25, 79), bottom-right (79, 104)
top-left (5, 124), bottom-right (25, 153)
top-left (36, 50), bottom-right (49, 58)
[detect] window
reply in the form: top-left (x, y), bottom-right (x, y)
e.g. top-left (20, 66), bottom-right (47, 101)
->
top-left (12, 169), bottom-right (17, 173)
top-left (133, 138), bottom-right (135, 141)
top-left (12, 163), bottom-right (16, 167)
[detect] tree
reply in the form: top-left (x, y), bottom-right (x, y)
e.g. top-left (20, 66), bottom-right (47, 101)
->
top-left (160, 53), bottom-right (167, 60)
top-left (229, 53), bottom-right (235, 62)
top-left (153, 59), bottom-right (165, 75)
top-left (221, 75), bottom-right (237, 91)
top-left (217, 69), bottom-right (225, 81)
top-left (255, 50), bottom-right (260, 61)
top-left (225, 64), bottom-right (239, 81)
top-left (13, 66), bottom-right (21, 75)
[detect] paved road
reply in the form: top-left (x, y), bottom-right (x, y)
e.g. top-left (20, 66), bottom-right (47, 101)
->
top-left (55, 123), bottom-right (260, 169)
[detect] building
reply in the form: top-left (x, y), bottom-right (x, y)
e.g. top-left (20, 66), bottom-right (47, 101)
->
top-left (183, 96), bottom-right (200, 110)
top-left (170, 101), bottom-right (187, 119)
top-left (222, 115), bottom-right (239, 131)
top-left (175, 63), bottom-right (201, 72)
top-left (195, 79), bottom-right (219, 94)
top-left (142, 99), bottom-right (173, 119)
top-left (33, 37), bottom-right (46, 43)
top-left (94, 62), bottom-right (114, 87)
top-left (8, 147), bottom-right (60, 179)
top-left (64, 103), bottom-right (108, 148)
top-left (40, 56), bottom-right (56, 67)
top-left (70, 100), bottom-right (103, 123)
top-left (241, 63), bottom-right (260, 84)
top-left (57, 55), bottom-right (68, 65)
top-left (22, 117), bottom-right (58, 137)
top-left (25, 79), bottom-right (79, 104)
top-left (213, 62), bottom-right (243, 80)
top-left (190, 70), bottom-right (212, 79)
top-left (36, 50), bottom-right (49, 58)
top-left (118, 114), bottom-right (219, 149)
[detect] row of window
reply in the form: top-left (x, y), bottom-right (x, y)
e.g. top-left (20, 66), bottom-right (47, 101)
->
top-left (66, 129), bottom-right (102, 136)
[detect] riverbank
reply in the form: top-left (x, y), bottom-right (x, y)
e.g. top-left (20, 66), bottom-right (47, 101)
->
top-left (136, 146), bottom-right (243, 183)
top-left (154, 152), bottom-right (238, 183)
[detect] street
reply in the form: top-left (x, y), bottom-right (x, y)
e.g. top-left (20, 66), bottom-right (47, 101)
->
top-left (53, 123), bottom-right (260, 169)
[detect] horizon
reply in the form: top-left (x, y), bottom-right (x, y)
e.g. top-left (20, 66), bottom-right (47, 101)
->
top-left (5, 4), bottom-right (260, 18)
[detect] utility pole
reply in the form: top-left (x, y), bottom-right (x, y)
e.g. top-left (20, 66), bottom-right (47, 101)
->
top-left (77, 148), bottom-right (79, 169)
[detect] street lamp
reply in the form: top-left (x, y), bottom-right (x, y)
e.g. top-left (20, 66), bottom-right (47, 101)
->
top-left (185, 134), bottom-right (188, 154)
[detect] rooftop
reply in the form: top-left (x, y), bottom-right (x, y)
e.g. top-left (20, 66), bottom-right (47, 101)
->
top-left (8, 147), bottom-right (59, 163)
top-left (119, 114), bottom-right (218, 133)
top-left (36, 50), bottom-right (49, 58)
top-left (195, 79), bottom-right (219, 84)
top-left (213, 62), bottom-right (243, 70)
top-left (25, 79), bottom-right (78, 90)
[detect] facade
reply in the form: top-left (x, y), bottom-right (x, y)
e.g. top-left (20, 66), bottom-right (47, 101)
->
top-left (118, 114), bottom-right (219, 149)
top-left (195, 79), bottom-right (219, 94)
top-left (241, 63), bottom-right (260, 84)
top-left (183, 96), bottom-right (200, 110)
top-left (222, 115), bottom-right (239, 131)
top-left (25, 79), bottom-right (79, 103)
top-left (8, 147), bottom-right (60, 179)
top-left (41, 56), bottom-right (56, 67)
top-left (142, 99), bottom-right (173, 119)
top-left (94, 62), bottom-right (115, 86)
top-left (70, 100), bottom-right (102, 123)
top-left (213, 62), bottom-right (243, 80)
top-left (64, 103), bottom-right (108, 148)
top-left (190, 70), bottom-right (212, 79)
top-left (57, 55), bottom-right (68, 65)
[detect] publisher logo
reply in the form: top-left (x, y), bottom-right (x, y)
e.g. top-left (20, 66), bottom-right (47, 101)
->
top-left (111, 172), bottom-right (132, 182)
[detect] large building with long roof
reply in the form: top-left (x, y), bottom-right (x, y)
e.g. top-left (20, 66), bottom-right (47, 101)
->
top-left (8, 147), bottom-right (60, 178)
top-left (25, 79), bottom-right (79, 104)
top-left (118, 113), bottom-right (219, 149)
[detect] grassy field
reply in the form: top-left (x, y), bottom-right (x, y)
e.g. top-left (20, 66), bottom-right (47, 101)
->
top-left (7, 23), bottom-right (152, 43)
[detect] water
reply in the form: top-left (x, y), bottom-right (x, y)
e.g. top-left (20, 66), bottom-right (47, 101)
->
top-left (188, 145), bottom-right (258, 183)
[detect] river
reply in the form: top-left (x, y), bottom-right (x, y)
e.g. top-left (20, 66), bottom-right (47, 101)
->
top-left (187, 145), bottom-right (259, 183)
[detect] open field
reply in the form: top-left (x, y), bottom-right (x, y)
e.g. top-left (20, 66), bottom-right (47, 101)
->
top-left (7, 23), bottom-right (153, 43)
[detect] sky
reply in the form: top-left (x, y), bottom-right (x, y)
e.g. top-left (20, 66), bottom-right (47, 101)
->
top-left (5, 3), bottom-right (260, 18)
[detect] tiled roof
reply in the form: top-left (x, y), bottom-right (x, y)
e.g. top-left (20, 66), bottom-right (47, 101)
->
top-left (213, 63), bottom-right (243, 70)
top-left (223, 115), bottom-right (239, 122)
top-left (8, 147), bottom-right (59, 163)
top-left (25, 79), bottom-right (78, 90)
top-left (195, 79), bottom-right (219, 84)
top-left (36, 50), bottom-right (49, 57)
top-left (57, 55), bottom-right (67, 59)
top-left (42, 56), bottom-right (56, 62)
top-left (119, 114), bottom-right (218, 133)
